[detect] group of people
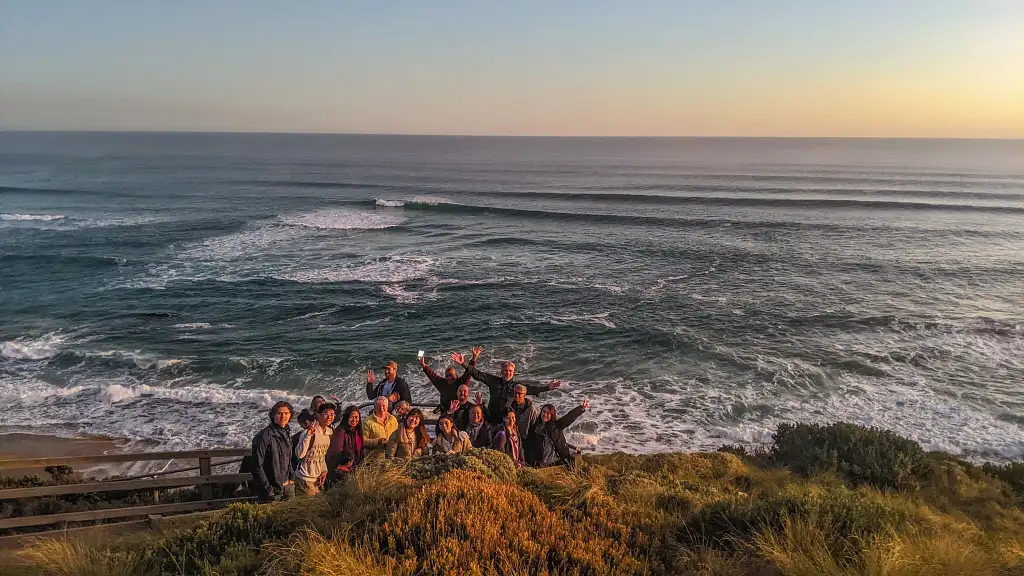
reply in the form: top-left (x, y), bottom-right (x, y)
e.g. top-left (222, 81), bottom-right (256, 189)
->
top-left (249, 347), bottom-right (591, 502)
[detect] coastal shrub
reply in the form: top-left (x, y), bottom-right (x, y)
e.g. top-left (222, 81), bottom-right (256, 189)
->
top-left (376, 469), bottom-right (643, 575)
top-left (769, 422), bottom-right (925, 490)
top-left (681, 483), bottom-right (911, 556)
top-left (589, 451), bottom-right (749, 484)
top-left (140, 503), bottom-right (296, 575)
top-left (982, 461), bottom-right (1024, 497)
top-left (406, 448), bottom-right (516, 483)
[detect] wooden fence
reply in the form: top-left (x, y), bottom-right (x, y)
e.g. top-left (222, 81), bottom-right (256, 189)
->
top-left (0, 402), bottom-right (445, 541)
top-left (0, 448), bottom-right (252, 534)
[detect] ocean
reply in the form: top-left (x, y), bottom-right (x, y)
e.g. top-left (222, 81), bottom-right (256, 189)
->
top-left (1, 132), bottom-right (1021, 460)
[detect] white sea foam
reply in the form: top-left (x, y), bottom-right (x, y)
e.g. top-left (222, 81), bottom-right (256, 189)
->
top-left (374, 196), bottom-right (453, 208)
top-left (381, 284), bottom-right (435, 304)
top-left (280, 208), bottom-right (405, 230)
top-left (0, 333), bottom-right (66, 360)
top-left (276, 255), bottom-right (435, 284)
top-left (172, 323), bottom-right (212, 330)
top-left (349, 316), bottom-right (391, 329)
top-left (408, 195), bottom-right (452, 206)
top-left (550, 312), bottom-right (617, 329)
top-left (0, 213), bottom-right (66, 221)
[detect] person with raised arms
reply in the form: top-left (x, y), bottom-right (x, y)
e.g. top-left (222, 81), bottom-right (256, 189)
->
top-left (420, 348), bottom-right (478, 413)
top-left (361, 396), bottom-right (399, 459)
top-left (365, 360), bottom-right (412, 408)
top-left (527, 399), bottom-right (590, 468)
top-left (450, 347), bottom-right (562, 426)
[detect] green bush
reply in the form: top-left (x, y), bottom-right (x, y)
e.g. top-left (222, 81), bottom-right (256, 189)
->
top-left (140, 503), bottom-right (295, 575)
top-left (681, 484), bottom-right (910, 558)
top-left (981, 461), bottom-right (1024, 497)
top-left (406, 448), bottom-right (517, 483)
top-left (769, 422), bottom-right (925, 490)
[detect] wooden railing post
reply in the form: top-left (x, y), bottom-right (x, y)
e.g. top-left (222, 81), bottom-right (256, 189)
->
top-left (198, 456), bottom-right (213, 501)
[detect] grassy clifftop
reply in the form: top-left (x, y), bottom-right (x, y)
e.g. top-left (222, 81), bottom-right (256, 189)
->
top-left (9, 422), bottom-right (1024, 575)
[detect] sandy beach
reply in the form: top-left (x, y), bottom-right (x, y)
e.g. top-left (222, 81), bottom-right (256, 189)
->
top-left (0, 434), bottom-right (126, 478)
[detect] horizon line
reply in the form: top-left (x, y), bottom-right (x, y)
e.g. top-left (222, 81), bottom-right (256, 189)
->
top-left (2, 129), bottom-right (1023, 141)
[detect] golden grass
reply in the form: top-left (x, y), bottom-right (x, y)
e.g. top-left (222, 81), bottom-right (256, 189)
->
top-left (265, 528), bottom-right (405, 576)
top-left (16, 538), bottom-right (139, 576)
top-left (7, 446), bottom-right (1024, 576)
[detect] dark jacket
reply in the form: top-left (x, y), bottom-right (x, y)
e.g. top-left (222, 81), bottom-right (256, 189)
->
top-left (527, 405), bottom-right (586, 467)
top-left (325, 424), bottom-right (363, 481)
top-left (491, 427), bottom-right (526, 468)
top-left (463, 421), bottom-right (492, 449)
top-left (450, 401), bottom-right (486, 432)
top-left (365, 376), bottom-right (412, 405)
top-left (251, 422), bottom-right (294, 501)
top-left (460, 363), bottom-right (550, 425)
top-left (421, 357), bottom-right (475, 410)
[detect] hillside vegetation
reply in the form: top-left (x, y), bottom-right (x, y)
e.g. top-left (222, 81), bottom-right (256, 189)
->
top-left (7, 422), bottom-right (1024, 575)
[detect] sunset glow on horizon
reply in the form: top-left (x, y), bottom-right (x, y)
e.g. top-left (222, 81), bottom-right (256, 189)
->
top-left (2, 1), bottom-right (1022, 137)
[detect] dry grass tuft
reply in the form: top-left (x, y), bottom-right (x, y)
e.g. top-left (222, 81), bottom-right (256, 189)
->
top-left (17, 538), bottom-right (139, 576)
top-left (265, 528), bottom-right (406, 576)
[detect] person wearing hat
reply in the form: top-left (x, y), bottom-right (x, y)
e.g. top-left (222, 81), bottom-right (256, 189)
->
top-left (365, 360), bottom-right (412, 407)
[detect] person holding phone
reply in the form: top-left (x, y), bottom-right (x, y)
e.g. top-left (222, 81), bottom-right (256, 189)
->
top-left (420, 347), bottom-right (479, 414)
top-left (365, 360), bottom-right (412, 408)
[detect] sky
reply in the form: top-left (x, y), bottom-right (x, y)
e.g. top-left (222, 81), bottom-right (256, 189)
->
top-left (1, 1), bottom-right (1022, 137)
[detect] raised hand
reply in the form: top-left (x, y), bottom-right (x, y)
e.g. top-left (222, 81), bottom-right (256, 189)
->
top-left (329, 394), bottom-right (341, 403)
top-left (367, 369), bottom-right (375, 384)
top-left (473, 391), bottom-right (483, 405)
top-left (582, 399), bottom-right (590, 410)
top-left (448, 399), bottom-right (460, 414)
top-left (471, 346), bottom-right (483, 359)
top-left (548, 380), bottom-right (563, 390)
top-left (450, 352), bottom-right (466, 365)
top-left (418, 355), bottom-right (428, 367)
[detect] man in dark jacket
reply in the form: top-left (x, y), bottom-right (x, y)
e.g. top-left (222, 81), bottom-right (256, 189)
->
top-left (251, 400), bottom-right (295, 503)
top-left (527, 400), bottom-right (589, 468)
top-left (450, 347), bottom-right (562, 425)
top-left (420, 350), bottom-right (476, 411)
top-left (365, 360), bottom-right (412, 407)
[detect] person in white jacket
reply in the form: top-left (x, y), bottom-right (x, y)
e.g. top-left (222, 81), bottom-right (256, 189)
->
top-left (294, 402), bottom-right (335, 496)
